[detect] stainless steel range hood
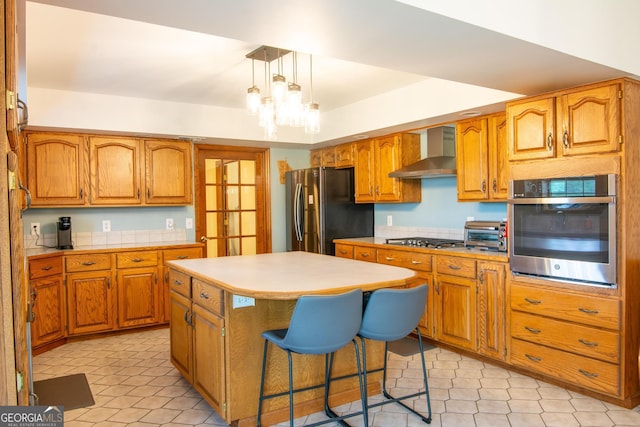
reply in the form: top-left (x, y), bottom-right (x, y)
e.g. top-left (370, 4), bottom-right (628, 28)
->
top-left (389, 126), bottom-right (457, 179)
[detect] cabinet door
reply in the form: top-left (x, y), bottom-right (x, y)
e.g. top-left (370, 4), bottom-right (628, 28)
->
top-left (456, 118), bottom-right (488, 200)
top-left (335, 143), bottom-right (354, 168)
top-left (170, 291), bottom-right (193, 381)
top-left (559, 83), bottom-right (621, 156)
top-left (413, 273), bottom-right (434, 339)
top-left (144, 140), bottom-right (193, 204)
top-left (89, 136), bottom-right (142, 205)
top-left (321, 147), bottom-right (336, 167)
top-left (374, 135), bottom-right (402, 202)
top-left (30, 276), bottom-right (65, 348)
top-left (354, 140), bottom-right (376, 202)
top-left (192, 304), bottom-right (226, 417)
top-left (435, 274), bottom-right (477, 351)
top-left (487, 113), bottom-right (509, 200)
top-left (309, 149), bottom-right (322, 167)
top-left (507, 97), bottom-right (556, 161)
top-left (67, 271), bottom-right (115, 335)
top-left (26, 133), bottom-right (87, 206)
top-left (117, 267), bottom-right (161, 328)
top-left (477, 261), bottom-right (506, 361)
top-left (163, 247), bottom-right (202, 322)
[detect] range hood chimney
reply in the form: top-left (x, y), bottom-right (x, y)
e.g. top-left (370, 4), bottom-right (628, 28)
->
top-left (389, 126), bottom-right (457, 179)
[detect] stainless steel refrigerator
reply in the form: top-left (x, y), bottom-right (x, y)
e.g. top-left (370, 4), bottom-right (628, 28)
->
top-left (286, 167), bottom-right (374, 255)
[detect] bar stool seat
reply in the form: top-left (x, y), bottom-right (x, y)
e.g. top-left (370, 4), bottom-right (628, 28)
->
top-left (358, 284), bottom-right (432, 424)
top-left (257, 289), bottom-right (368, 427)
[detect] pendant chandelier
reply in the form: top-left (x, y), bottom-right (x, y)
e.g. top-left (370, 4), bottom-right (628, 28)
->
top-left (246, 46), bottom-right (320, 140)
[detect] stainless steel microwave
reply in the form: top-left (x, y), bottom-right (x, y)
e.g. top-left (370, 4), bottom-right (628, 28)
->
top-left (508, 174), bottom-right (616, 287)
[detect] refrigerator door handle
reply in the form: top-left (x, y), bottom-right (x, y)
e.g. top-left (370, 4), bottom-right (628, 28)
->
top-left (294, 183), bottom-right (304, 242)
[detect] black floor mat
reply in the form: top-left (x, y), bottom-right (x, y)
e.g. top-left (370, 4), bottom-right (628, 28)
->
top-left (33, 373), bottom-right (95, 411)
top-left (388, 336), bottom-right (435, 356)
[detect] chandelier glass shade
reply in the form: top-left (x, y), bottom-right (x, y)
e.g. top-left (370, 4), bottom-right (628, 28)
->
top-left (245, 46), bottom-right (320, 139)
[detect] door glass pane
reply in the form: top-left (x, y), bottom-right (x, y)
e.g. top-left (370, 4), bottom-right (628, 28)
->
top-left (228, 238), bottom-right (240, 256)
top-left (205, 159), bottom-right (221, 184)
top-left (240, 160), bottom-right (256, 184)
top-left (226, 186), bottom-right (239, 210)
top-left (206, 186), bottom-right (219, 210)
top-left (242, 237), bottom-right (257, 255)
top-left (242, 212), bottom-right (256, 235)
top-left (206, 240), bottom-right (219, 257)
top-left (228, 212), bottom-right (240, 237)
top-left (206, 213), bottom-right (219, 237)
top-left (241, 186), bottom-right (255, 210)
top-left (226, 161), bottom-right (239, 184)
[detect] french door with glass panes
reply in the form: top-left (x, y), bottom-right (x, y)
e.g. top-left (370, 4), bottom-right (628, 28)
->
top-left (195, 145), bottom-right (270, 257)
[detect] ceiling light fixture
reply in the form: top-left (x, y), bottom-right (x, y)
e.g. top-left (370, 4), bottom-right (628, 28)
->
top-left (246, 46), bottom-right (320, 140)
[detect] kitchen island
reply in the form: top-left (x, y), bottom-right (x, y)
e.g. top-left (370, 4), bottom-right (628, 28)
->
top-left (167, 251), bottom-right (417, 427)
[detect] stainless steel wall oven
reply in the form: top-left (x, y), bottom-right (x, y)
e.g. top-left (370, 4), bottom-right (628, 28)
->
top-left (508, 174), bottom-right (616, 287)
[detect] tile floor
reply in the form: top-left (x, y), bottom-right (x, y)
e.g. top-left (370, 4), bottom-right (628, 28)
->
top-left (32, 328), bottom-right (640, 427)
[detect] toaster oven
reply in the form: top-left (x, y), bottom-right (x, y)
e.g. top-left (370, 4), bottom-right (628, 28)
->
top-left (464, 220), bottom-right (507, 252)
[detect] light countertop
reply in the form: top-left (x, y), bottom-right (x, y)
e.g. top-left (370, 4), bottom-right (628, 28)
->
top-left (26, 241), bottom-right (202, 259)
top-left (168, 251), bottom-right (417, 299)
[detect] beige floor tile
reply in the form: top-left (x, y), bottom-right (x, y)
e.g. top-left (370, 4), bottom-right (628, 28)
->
top-left (139, 408), bottom-right (181, 424)
top-left (106, 407), bottom-right (152, 423)
top-left (133, 395), bottom-right (172, 409)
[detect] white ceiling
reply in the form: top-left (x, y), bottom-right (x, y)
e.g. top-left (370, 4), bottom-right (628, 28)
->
top-left (22, 0), bottom-right (633, 145)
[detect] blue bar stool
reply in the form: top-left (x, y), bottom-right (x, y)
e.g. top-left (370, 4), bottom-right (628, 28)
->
top-left (257, 289), bottom-right (367, 427)
top-left (358, 284), bottom-right (432, 424)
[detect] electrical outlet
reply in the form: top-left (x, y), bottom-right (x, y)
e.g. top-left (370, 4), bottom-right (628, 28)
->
top-left (386, 215), bottom-right (393, 227)
top-left (185, 218), bottom-right (193, 229)
top-left (166, 218), bottom-right (174, 230)
top-left (31, 223), bottom-right (40, 236)
top-left (102, 220), bottom-right (111, 232)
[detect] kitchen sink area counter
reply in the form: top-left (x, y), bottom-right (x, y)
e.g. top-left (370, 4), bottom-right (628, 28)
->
top-left (167, 251), bottom-right (416, 426)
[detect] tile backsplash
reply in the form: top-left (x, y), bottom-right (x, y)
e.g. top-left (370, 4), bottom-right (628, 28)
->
top-left (24, 228), bottom-right (188, 250)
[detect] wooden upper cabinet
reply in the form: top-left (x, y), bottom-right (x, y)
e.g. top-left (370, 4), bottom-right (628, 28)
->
top-left (335, 142), bottom-right (354, 168)
top-left (309, 146), bottom-right (337, 168)
top-left (457, 113), bottom-right (508, 201)
top-left (354, 133), bottom-right (421, 203)
top-left (89, 136), bottom-right (142, 205)
top-left (144, 140), bottom-right (192, 204)
top-left (26, 132), bottom-right (88, 206)
top-left (353, 139), bottom-right (376, 202)
top-left (508, 81), bottom-right (622, 162)
top-left (456, 118), bottom-right (488, 200)
top-left (309, 148), bottom-right (322, 167)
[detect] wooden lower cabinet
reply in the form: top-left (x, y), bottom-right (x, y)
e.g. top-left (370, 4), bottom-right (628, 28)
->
top-left (192, 304), bottom-right (226, 415)
top-left (162, 247), bottom-right (203, 322)
top-left (117, 266), bottom-right (161, 328)
top-left (30, 274), bottom-right (65, 349)
top-left (169, 291), bottom-right (192, 379)
top-left (66, 270), bottom-right (115, 335)
top-left (435, 273), bottom-right (477, 351)
top-left (477, 261), bottom-right (507, 361)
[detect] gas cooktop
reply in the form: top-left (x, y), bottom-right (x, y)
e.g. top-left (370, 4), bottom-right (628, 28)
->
top-left (385, 237), bottom-right (464, 249)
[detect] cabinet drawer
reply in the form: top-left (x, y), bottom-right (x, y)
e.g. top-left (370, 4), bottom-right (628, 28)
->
top-left (169, 269), bottom-right (191, 298)
top-left (511, 339), bottom-right (619, 396)
top-left (354, 247), bottom-right (376, 263)
top-left (511, 311), bottom-right (620, 363)
top-left (193, 279), bottom-right (224, 315)
top-left (334, 244), bottom-right (354, 259)
top-left (65, 253), bottom-right (112, 272)
top-left (511, 284), bottom-right (620, 329)
top-left (116, 250), bottom-right (158, 268)
top-left (436, 255), bottom-right (476, 279)
top-left (163, 247), bottom-right (202, 263)
top-left (29, 256), bottom-right (63, 279)
top-left (377, 249), bottom-right (432, 272)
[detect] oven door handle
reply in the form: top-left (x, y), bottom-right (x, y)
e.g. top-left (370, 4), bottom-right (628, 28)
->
top-left (508, 196), bottom-right (615, 204)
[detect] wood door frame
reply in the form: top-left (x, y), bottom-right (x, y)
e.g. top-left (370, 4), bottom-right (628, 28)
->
top-left (193, 144), bottom-right (272, 256)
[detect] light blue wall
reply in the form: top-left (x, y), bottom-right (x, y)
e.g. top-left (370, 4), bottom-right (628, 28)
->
top-left (23, 206), bottom-right (195, 239)
top-left (374, 177), bottom-right (507, 228)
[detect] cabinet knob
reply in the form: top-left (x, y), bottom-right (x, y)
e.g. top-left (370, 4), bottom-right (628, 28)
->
top-left (546, 133), bottom-right (553, 150)
top-left (563, 129), bottom-right (569, 148)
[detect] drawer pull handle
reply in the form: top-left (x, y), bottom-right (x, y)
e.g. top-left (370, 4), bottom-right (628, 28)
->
top-left (339, 250), bottom-right (347, 255)
top-left (177, 255), bottom-right (189, 259)
top-left (411, 260), bottom-right (423, 265)
top-left (578, 338), bottom-right (598, 347)
top-left (578, 369), bottom-right (599, 379)
top-left (173, 279), bottom-right (184, 286)
top-left (525, 354), bottom-right (542, 362)
top-left (525, 326), bottom-right (541, 334)
top-left (361, 253), bottom-right (369, 257)
top-left (200, 291), bottom-right (210, 299)
top-left (385, 256), bottom-right (395, 261)
top-left (524, 297), bottom-right (542, 305)
top-left (81, 261), bottom-right (96, 266)
top-left (448, 264), bottom-right (461, 270)
top-left (41, 266), bottom-right (53, 271)
top-left (132, 258), bottom-right (145, 263)
top-left (578, 307), bottom-right (599, 315)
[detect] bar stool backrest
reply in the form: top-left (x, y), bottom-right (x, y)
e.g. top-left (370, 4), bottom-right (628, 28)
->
top-left (360, 285), bottom-right (428, 341)
top-left (281, 289), bottom-right (363, 355)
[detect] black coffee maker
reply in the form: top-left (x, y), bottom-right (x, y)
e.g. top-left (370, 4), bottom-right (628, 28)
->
top-left (56, 216), bottom-right (73, 249)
